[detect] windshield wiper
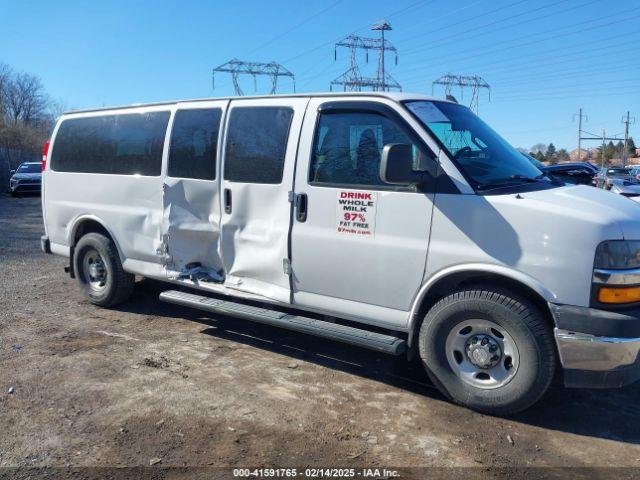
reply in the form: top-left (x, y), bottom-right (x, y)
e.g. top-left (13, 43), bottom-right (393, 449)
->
top-left (477, 174), bottom-right (547, 191)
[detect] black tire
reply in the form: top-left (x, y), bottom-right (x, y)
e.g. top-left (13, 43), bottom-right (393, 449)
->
top-left (419, 287), bottom-right (556, 415)
top-left (73, 233), bottom-right (134, 307)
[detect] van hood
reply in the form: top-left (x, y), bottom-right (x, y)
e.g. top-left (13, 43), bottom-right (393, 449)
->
top-left (429, 184), bottom-right (640, 306)
top-left (512, 184), bottom-right (640, 240)
top-left (11, 172), bottom-right (42, 180)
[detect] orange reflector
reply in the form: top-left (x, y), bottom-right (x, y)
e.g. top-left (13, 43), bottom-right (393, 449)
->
top-left (598, 286), bottom-right (640, 304)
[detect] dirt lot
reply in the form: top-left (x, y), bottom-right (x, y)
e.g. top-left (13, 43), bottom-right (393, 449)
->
top-left (1, 194), bottom-right (640, 478)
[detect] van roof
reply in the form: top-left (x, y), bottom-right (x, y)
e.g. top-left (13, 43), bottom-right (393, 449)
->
top-left (63, 91), bottom-right (451, 115)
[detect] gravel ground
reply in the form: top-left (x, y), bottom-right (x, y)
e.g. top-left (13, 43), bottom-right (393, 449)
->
top-left (1, 194), bottom-right (639, 479)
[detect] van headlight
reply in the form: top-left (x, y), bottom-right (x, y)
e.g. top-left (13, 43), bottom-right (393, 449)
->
top-left (594, 240), bottom-right (640, 304)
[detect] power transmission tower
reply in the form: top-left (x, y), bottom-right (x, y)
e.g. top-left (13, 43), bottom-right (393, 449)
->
top-left (330, 21), bottom-right (401, 92)
top-left (622, 111), bottom-right (636, 167)
top-left (573, 108), bottom-right (588, 161)
top-left (432, 74), bottom-right (490, 113)
top-left (212, 59), bottom-right (295, 96)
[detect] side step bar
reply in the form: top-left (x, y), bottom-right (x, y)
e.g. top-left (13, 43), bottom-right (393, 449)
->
top-left (159, 290), bottom-right (406, 355)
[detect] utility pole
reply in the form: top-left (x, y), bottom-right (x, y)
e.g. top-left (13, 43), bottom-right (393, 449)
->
top-left (602, 129), bottom-right (606, 168)
top-left (579, 128), bottom-right (623, 167)
top-left (622, 111), bottom-right (636, 167)
top-left (573, 108), bottom-right (588, 161)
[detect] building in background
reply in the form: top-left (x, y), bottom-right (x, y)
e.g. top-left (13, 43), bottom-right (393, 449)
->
top-left (569, 148), bottom-right (594, 161)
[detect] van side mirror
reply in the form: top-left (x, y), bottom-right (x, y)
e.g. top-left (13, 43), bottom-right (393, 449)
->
top-left (380, 143), bottom-right (422, 185)
top-left (9, 170), bottom-right (15, 176)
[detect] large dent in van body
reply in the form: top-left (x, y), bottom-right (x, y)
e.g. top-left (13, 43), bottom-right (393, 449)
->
top-left (162, 177), bottom-right (223, 279)
top-left (427, 185), bottom-right (629, 307)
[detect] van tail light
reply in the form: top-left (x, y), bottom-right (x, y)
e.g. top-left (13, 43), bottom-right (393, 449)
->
top-left (42, 140), bottom-right (50, 171)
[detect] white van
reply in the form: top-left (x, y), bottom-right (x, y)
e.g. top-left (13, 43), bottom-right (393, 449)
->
top-left (41, 93), bottom-right (640, 414)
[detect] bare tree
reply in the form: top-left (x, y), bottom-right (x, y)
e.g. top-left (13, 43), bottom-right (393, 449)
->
top-left (0, 64), bottom-right (54, 183)
top-left (5, 72), bottom-right (49, 126)
top-left (0, 62), bottom-right (12, 120)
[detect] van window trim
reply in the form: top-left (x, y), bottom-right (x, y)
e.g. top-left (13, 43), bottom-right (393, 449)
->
top-left (307, 100), bottom-right (441, 193)
top-left (49, 110), bottom-right (171, 178)
top-left (166, 106), bottom-right (224, 181)
top-left (222, 105), bottom-right (295, 185)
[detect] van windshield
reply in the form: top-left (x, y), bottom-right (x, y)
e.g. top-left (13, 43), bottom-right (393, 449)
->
top-left (405, 101), bottom-right (546, 190)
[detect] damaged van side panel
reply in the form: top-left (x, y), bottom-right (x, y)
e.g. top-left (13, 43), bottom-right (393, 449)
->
top-left (218, 98), bottom-right (309, 303)
top-left (162, 101), bottom-right (229, 283)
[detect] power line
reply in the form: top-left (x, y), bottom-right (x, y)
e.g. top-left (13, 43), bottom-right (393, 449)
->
top-left (491, 76), bottom-right (640, 97)
top-left (429, 28), bottom-right (638, 78)
top-left (482, 55), bottom-right (638, 89)
top-left (402, 0), bottom-right (573, 56)
top-left (397, 0), bottom-right (529, 46)
top-left (282, 0), bottom-right (432, 65)
top-left (487, 88), bottom-right (639, 103)
top-left (398, 7), bottom-right (640, 76)
top-left (244, 0), bottom-right (345, 57)
top-left (454, 35), bottom-right (639, 81)
top-left (392, 0), bottom-right (487, 41)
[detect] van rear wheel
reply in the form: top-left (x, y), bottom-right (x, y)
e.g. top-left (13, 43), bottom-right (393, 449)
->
top-left (419, 287), bottom-right (556, 415)
top-left (74, 233), bottom-right (134, 307)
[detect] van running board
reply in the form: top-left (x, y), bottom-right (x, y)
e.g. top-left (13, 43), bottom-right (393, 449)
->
top-left (159, 290), bottom-right (406, 355)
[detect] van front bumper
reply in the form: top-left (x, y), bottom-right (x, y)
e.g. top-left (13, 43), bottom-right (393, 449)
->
top-left (551, 304), bottom-right (640, 388)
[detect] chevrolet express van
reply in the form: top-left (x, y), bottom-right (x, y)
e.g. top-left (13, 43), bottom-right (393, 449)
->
top-left (41, 93), bottom-right (640, 414)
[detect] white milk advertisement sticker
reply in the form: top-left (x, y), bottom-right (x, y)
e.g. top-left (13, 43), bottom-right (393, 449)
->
top-left (336, 190), bottom-right (377, 237)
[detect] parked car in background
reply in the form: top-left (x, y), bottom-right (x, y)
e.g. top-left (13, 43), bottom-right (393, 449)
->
top-left (594, 167), bottom-right (635, 189)
top-left (628, 166), bottom-right (640, 181)
top-left (8, 162), bottom-right (42, 196)
top-left (542, 162), bottom-right (597, 186)
top-left (606, 177), bottom-right (640, 203)
top-left (521, 153), bottom-right (595, 185)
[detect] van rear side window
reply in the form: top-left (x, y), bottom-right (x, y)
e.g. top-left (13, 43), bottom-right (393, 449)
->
top-left (224, 107), bottom-right (293, 184)
top-left (51, 111), bottom-right (170, 176)
top-left (168, 108), bottom-right (222, 180)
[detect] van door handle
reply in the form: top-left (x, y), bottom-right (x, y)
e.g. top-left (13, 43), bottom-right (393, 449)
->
top-left (224, 188), bottom-right (232, 214)
top-left (295, 193), bottom-right (307, 222)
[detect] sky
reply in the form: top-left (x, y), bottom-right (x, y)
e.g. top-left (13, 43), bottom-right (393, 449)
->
top-left (1, 0), bottom-right (638, 151)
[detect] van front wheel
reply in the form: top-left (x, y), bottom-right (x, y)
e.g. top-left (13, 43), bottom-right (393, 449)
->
top-left (419, 288), bottom-right (555, 415)
top-left (74, 233), bottom-right (134, 307)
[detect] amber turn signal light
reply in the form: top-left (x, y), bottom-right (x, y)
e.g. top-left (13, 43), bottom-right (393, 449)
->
top-left (598, 286), bottom-right (640, 304)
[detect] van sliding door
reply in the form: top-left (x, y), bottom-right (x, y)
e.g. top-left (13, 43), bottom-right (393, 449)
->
top-left (219, 98), bottom-right (308, 303)
top-left (162, 100), bottom-right (228, 280)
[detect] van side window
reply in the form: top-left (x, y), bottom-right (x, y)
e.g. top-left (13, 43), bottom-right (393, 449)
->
top-left (168, 108), bottom-right (222, 180)
top-left (224, 107), bottom-right (293, 184)
top-left (310, 111), bottom-right (426, 187)
top-left (50, 112), bottom-right (170, 176)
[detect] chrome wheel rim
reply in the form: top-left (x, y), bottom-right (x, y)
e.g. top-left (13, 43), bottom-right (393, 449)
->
top-left (445, 319), bottom-right (519, 389)
top-left (82, 249), bottom-right (107, 292)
